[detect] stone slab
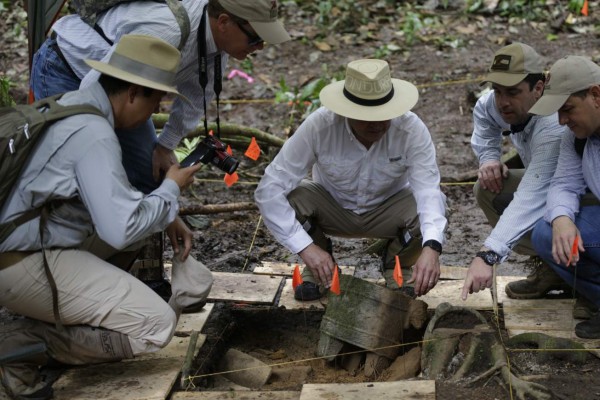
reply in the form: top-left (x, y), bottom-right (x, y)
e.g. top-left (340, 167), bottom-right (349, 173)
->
top-left (208, 272), bottom-right (284, 304)
top-left (173, 391), bottom-right (301, 400)
top-left (299, 380), bottom-right (435, 399)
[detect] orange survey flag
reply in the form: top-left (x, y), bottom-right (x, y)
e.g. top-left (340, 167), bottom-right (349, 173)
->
top-left (245, 137), bottom-right (261, 161)
top-left (223, 145), bottom-right (239, 187)
top-left (393, 255), bottom-right (403, 287)
top-left (330, 265), bottom-right (341, 295)
top-left (582, 0), bottom-right (589, 16)
top-left (292, 264), bottom-right (303, 290)
top-left (567, 236), bottom-right (580, 267)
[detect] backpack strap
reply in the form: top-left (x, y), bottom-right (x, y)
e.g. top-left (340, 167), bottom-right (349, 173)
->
top-left (574, 137), bottom-right (587, 158)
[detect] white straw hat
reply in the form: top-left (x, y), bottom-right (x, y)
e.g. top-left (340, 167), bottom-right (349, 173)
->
top-left (319, 59), bottom-right (418, 121)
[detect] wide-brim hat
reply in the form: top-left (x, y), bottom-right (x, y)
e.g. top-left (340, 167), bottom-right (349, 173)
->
top-left (220, 0), bottom-right (291, 44)
top-left (319, 59), bottom-right (418, 121)
top-left (480, 42), bottom-right (544, 87)
top-left (85, 34), bottom-right (190, 103)
top-left (530, 55), bottom-right (600, 115)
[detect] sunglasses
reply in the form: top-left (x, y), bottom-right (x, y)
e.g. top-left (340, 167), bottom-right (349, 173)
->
top-left (236, 22), bottom-right (264, 47)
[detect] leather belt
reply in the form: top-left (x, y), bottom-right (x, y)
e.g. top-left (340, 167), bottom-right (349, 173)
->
top-left (0, 251), bottom-right (35, 270)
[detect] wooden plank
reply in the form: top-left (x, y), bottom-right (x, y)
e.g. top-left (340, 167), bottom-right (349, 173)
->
top-left (176, 303), bottom-right (214, 334)
top-left (254, 261), bottom-right (354, 277)
top-left (173, 391), bottom-right (301, 400)
top-left (419, 280), bottom-right (493, 310)
top-left (208, 272), bottom-right (283, 304)
top-left (496, 276), bottom-right (526, 304)
top-left (278, 278), bottom-right (326, 310)
top-left (53, 357), bottom-right (184, 400)
top-left (439, 265), bottom-right (468, 280)
top-left (503, 298), bottom-right (575, 331)
top-left (299, 380), bottom-right (435, 400)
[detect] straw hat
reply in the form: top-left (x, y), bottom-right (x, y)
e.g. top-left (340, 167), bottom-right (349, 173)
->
top-left (219, 0), bottom-right (291, 44)
top-left (319, 59), bottom-right (418, 121)
top-left (85, 34), bottom-right (189, 102)
top-left (529, 55), bottom-right (600, 116)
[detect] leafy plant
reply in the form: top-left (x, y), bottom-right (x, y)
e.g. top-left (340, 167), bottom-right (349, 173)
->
top-left (0, 76), bottom-right (14, 107)
top-left (174, 137), bottom-right (201, 163)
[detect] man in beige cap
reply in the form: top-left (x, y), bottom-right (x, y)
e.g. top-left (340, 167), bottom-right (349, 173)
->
top-left (461, 43), bottom-right (570, 303)
top-left (0, 35), bottom-right (206, 400)
top-left (31, 0), bottom-right (291, 298)
top-left (529, 55), bottom-right (600, 338)
top-left (255, 59), bottom-right (448, 301)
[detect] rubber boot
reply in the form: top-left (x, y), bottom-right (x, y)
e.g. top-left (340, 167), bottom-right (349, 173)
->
top-left (0, 319), bottom-right (133, 399)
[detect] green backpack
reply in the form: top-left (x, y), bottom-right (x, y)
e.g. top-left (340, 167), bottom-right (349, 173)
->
top-left (0, 95), bottom-right (103, 243)
top-left (71, 0), bottom-right (191, 50)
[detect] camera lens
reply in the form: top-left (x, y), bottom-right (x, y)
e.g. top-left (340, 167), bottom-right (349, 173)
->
top-left (219, 155), bottom-right (239, 175)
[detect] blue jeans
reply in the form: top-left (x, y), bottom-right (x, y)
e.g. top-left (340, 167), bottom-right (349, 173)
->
top-left (532, 205), bottom-right (600, 307)
top-left (30, 37), bottom-right (160, 194)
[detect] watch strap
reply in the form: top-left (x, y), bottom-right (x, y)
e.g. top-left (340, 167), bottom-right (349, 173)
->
top-left (423, 239), bottom-right (442, 254)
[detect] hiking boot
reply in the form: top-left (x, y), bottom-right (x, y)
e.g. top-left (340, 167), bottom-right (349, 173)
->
top-left (294, 282), bottom-right (324, 301)
top-left (573, 297), bottom-right (599, 320)
top-left (575, 313), bottom-right (600, 339)
top-left (505, 260), bottom-right (572, 299)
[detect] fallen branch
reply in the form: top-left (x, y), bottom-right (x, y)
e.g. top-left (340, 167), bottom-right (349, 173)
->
top-left (179, 202), bottom-right (257, 215)
top-left (152, 114), bottom-right (285, 148)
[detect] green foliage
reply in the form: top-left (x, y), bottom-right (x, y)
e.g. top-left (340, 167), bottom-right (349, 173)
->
top-left (240, 57), bottom-right (253, 74)
top-left (465, 0), bottom-right (560, 20)
top-left (174, 137), bottom-right (201, 162)
top-left (296, 0), bottom-right (370, 35)
top-left (0, 76), bottom-right (15, 107)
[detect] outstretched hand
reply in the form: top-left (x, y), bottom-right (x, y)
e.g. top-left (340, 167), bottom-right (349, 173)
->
top-left (478, 160), bottom-right (508, 194)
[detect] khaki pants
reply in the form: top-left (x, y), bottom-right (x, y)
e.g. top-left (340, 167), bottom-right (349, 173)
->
top-left (287, 180), bottom-right (440, 285)
top-left (0, 238), bottom-right (176, 356)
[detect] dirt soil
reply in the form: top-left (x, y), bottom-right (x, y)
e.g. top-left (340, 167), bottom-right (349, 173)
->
top-left (3, 1), bottom-right (600, 399)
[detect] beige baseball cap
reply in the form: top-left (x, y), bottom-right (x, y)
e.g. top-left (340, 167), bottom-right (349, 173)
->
top-left (529, 55), bottom-right (600, 116)
top-left (319, 59), bottom-right (419, 121)
top-left (480, 42), bottom-right (544, 87)
top-left (86, 34), bottom-right (189, 103)
top-left (219, 0), bottom-right (291, 44)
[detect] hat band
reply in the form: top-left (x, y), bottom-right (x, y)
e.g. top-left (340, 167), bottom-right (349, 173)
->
top-left (109, 52), bottom-right (176, 87)
top-left (343, 86), bottom-right (395, 106)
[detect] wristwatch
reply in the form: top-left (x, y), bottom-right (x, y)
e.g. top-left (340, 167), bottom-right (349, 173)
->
top-left (476, 250), bottom-right (501, 266)
top-left (422, 239), bottom-right (442, 254)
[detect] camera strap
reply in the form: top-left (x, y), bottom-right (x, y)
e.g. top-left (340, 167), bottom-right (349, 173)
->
top-left (198, 5), bottom-right (223, 138)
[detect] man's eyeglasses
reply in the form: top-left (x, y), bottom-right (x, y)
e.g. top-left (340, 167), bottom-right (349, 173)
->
top-left (236, 22), bottom-right (264, 47)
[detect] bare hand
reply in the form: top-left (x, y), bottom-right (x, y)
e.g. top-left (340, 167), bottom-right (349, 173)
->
top-left (406, 247), bottom-right (440, 296)
top-left (152, 145), bottom-right (178, 182)
top-left (165, 216), bottom-right (193, 261)
top-left (461, 257), bottom-right (493, 300)
top-left (165, 163), bottom-right (201, 191)
top-left (551, 216), bottom-right (584, 266)
top-left (298, 243), bottom-right (335, 288)
top-left (477, 160), bottom-right (508, 194)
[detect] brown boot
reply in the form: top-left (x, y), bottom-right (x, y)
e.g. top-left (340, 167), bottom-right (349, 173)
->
top-left (573, 296), bottom-right (599, 320)
top-left (505, 259), bottom-right (572, 299)
top-left (0, 319), bottom-right (133, 399)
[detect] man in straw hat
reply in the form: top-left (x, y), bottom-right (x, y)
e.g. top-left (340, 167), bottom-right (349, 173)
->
top-left (0, 35), bottom-right (208, 400)
top-left (255, 59), bottom-right (448, 301)
top-left (31, 0), bottom-right (291, 192)
top-left (528, 55), bottom-right (600, 338)
top-left (461, 43), bottom-right (571, 303)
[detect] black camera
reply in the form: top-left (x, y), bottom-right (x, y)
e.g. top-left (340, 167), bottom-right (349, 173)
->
top-left (180, 136), bottom-right (239, 174)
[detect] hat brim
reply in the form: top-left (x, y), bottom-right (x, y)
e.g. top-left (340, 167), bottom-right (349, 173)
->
top-left (528, 93), bottom-right (569, 116)
top-left (85, 59), bottom-right (191, 104)
top-left (319, 78), bottom-right (418, 121)
top-left (249, 20), bottom-right (291, 44)
top-left (480, 72), bottom-right (528, 87)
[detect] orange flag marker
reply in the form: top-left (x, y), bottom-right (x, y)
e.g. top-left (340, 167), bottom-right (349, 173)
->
top-left (224, 172), bottom-right (239, 187)
top-left (567, 236), bottom-right (580, 267)
top-left (292, 264), bottom-right (303, 290)
top-left (245, 137), bottom-right (261, 161)
top-left (393, 255), bottom-right (404, 287)
top-left (582, 0), bottom-right (589, 16)
top-left (226, 144), bottom-right (233, 155)
top-left (330, 265), bottom-right (341, 295)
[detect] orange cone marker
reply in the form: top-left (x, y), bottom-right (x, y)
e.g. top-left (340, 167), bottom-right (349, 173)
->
top-left (582, 0), bottom-right (589, 16)
top-left (330, 265), bottom-right (341, 295)
top-left (292, 264), bottom-right (303, 290)
top-left (393, 255), bottom-right (403, 287)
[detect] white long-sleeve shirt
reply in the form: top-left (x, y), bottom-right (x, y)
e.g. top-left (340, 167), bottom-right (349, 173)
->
top-left (471, 91), bottom-right (566, 258)
top-left (51, 0), bottom-right (227, 150)
top-left (545, 132), bottom-right (600, 223)
top-left (0, 83), bottom-right (180, 252)
top-left (254, 107), bottom-right (447, 254)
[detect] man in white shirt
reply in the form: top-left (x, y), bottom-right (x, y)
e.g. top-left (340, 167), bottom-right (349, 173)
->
top-left (255, 59), bottom-right (447, 301)
top-left (461, 43), bottom-right (568, 301)
top-left (529, 55), bottom-right (600, 338)
top-left (0, 35), bottom-right (207, 400)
